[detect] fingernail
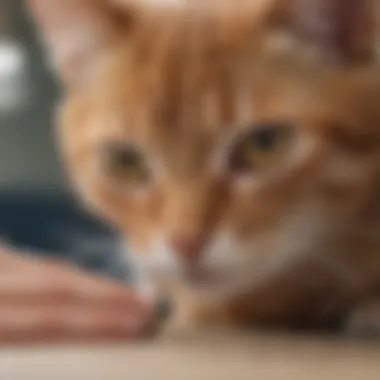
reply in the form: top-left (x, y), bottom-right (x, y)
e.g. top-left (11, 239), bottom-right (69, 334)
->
top-left (124, 315), bottom-right (147, 334)
top-left (124, 303), bottom-right (151, 322)
top-left (124, 304), bottom-right (150, 323)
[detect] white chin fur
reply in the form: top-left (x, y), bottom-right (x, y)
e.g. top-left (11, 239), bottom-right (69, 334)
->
top-left (126, 202), bottom-right (330, 299)
top-left (127, 225), bottom-right (326, 300)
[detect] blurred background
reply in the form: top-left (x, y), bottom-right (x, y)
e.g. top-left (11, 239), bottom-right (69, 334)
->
top-left (0, 0), bottom-right (130, 281)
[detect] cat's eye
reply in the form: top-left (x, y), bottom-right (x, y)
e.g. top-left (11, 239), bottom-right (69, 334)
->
top-left (101, 143), bottom-right (149, 186)
top-left (228, 122), bottom-right (294, 173)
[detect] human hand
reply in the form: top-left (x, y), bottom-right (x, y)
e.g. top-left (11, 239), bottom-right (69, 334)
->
top-left (0, 244), bottom-right (154, 344)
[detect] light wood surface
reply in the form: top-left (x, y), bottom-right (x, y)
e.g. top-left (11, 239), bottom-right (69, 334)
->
top-left (0, 330), bottom-right (379, 380)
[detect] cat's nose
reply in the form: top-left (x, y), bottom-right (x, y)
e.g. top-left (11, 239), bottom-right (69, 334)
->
top-left (170, 232), bottom-right (206, 264)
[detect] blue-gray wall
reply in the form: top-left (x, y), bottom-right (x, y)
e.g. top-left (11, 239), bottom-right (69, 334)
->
top-left (0, 0), bottom-right (65, 192)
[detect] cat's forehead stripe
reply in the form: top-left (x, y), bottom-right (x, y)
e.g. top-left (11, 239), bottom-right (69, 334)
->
top-left (203, 80), bottom-right (237, 132)
top-left (203, 90), bottom-right (220, 131)
top-left (217, 75), bottom-right (236, 128)
top-left (235, 88), bottom-right (256, 126)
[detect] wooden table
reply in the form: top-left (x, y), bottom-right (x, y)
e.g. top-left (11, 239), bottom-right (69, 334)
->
top-left (0, 330), bottom-right (379, 380)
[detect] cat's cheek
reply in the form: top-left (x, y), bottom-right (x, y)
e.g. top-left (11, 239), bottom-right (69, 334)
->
top-left (226, 179), bottom-right (278, 236)
top-left (77, 169), bottom-right (162, 230)
top-left (69, 170), bottom-right (137, 229)
top-left (89, 181), bottom-right (133, 224)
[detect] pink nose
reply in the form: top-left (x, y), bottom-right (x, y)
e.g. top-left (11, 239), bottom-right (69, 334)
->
top-left (170, 232), bottom-right (206, 263)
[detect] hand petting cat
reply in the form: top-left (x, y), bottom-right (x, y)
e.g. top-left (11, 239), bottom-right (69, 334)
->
top-left (0, 243), bottom-right (153, 343)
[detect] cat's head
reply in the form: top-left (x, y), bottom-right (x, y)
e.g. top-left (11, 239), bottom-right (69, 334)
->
top-left (29, 0), bottom-right (380, 297)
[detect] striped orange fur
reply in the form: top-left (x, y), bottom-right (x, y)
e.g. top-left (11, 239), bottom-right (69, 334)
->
top-left (29, 0), bottom-right (380, 334)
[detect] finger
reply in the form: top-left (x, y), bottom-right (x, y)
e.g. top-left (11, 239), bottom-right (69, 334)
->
top-left (0, 303), bottom-right (152, 344)
top-left (0, 270), bottom-right (151, 313)
top-left (0, 250), bottom-right (72, 273)
top-left (0, 254), bottom-right (151, 307)
top-left (0, 249), bottom-right (28, 268)
top-left (0, 248), bottom-right (59, 273)
top-left (0, 246), bottom-right (128, 304)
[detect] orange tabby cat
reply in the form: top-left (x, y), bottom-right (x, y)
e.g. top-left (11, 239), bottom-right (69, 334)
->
top-left (28, 0), bottom-right (380, 335)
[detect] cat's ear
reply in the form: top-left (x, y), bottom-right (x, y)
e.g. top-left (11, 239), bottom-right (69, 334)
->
top-left (269, 0), bottom-right (377, 65)
top-left (27, 0), bottom-right (136, 87)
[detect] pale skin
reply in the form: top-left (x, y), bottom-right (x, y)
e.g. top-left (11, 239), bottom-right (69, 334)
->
top-left (0, 243), bottom-right (153, 343)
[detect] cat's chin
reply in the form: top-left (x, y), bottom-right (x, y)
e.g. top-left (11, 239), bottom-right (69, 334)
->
top-left (182, 269), bottom-right (230, 295)
top-left (143, 265), bottom-right (236, 300)
top-left (162, 266), bottom-right (257, 300)
top-left (183, 267), bottom-right (223, 286)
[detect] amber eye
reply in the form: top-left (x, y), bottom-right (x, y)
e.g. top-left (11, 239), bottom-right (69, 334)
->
top-left (228, 122), bottom-right (294, 173)
top-left (101, 143), bottom-right (149, 185)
